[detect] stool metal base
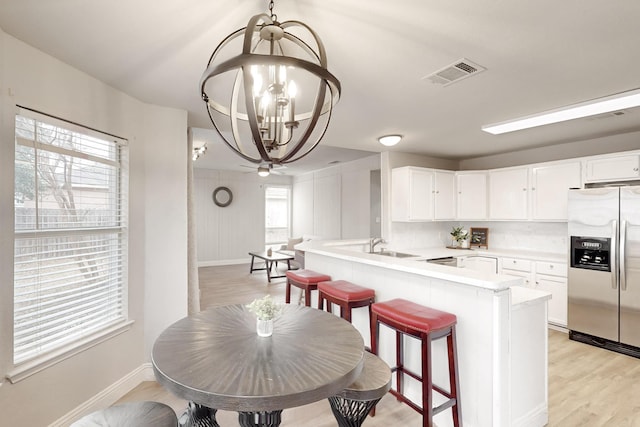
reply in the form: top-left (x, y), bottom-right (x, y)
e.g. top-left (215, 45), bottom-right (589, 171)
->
top-left (238, 410), bottom-right (283, 427)
top-left (179, 402), bottom-right (220, 427)
top-left (328, 396), bottom-right (382, 427)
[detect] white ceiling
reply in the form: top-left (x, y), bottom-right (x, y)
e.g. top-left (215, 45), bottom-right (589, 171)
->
top-left (2, 0), bottom-right (640, 174)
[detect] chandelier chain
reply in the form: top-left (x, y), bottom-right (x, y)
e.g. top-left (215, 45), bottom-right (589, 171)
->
top-left (268, 0), bottom-right (277, 21)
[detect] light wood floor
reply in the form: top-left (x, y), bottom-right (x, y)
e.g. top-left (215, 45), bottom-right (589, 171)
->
top-left (118, 263), bottom-right (640, 426)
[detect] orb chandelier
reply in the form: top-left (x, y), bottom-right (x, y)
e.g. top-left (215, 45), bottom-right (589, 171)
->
top-left (199, 0), bottom-right (341, 172)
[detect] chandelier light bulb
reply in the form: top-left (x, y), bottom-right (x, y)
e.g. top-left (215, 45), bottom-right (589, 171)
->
top-left (288, 80), bottom-right (297, 98)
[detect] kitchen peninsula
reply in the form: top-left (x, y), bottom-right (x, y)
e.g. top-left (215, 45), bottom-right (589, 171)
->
top-left (298, 239), bottom-right (551, 427)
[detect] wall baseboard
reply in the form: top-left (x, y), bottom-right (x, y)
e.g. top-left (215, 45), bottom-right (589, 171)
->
top-left (48, 363), bottom-right (154, 427)
top-left (198, 258), bottom-right (249, 267)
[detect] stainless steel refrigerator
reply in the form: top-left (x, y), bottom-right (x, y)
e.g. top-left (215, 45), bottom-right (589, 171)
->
top-left (568, 186), bottom-right (640, 355)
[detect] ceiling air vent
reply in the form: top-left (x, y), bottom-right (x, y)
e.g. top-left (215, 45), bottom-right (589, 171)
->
top-left (423, 58), bottom-right (486, 86)
top-left (585, 110), bottom-right (627, 121)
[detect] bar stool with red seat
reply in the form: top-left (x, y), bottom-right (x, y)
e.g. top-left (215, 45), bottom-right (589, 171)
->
top-left (370, 298), bottom-right (462, 427)
top-left (318, 280), bottom-right (376, 323)
top-left (285, 269), bottom-right (331, 307)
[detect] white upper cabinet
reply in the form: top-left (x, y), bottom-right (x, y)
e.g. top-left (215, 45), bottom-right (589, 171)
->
top-left (389, 150), bottom-right (639, 222)
top-left (434, 171), bottom-right (456, 220)
top-left (489, 167), bottom-right (529, 220)
top-left (584, 154), bottom-right (640, 182)
top-left (456, 171), bottom-right (487, 220)
top-left (391, 167), bottom-right (455, 221)
top-left (531, 162), bottom-right (581, 221)
top-left (391, 167), bottom-right (434, 221)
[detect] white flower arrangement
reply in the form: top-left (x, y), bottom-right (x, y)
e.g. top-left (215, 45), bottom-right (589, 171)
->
top-left (450, 226), bottom-right (469, 243)
top-left (246, 295), bottom-right (283, 320)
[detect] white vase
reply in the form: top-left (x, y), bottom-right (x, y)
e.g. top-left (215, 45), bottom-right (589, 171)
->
top-left (256, 318), bottom-right (274, 337)
top-left (461, 239), bottom-right (470, 249)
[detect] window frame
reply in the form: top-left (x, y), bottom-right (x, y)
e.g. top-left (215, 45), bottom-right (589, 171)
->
top-left (6, 107), bottom-right (132, 383)
top-left (264, 185), bottom-right (292, 249)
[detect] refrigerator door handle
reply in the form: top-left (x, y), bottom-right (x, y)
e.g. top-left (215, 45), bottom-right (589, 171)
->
top-left (612, 220), bottom-right (618, 290)
top-left (621, 220), bottom-right (627, 291)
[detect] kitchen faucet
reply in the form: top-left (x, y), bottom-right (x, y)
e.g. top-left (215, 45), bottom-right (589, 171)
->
top-left (369, 237), bottom-right (385, 253)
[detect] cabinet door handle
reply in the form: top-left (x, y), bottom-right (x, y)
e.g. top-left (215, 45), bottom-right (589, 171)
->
top-left (531, 187), bottom-right (536, 191)
top-left (549, 264), bottom-right (554, 269)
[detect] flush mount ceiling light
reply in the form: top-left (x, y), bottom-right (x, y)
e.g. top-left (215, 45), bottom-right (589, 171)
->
top-left (378, 135), bottom-right (402, 146)
top-left (482, 88), bottom-right (640, 135)
top-left (200, 0), bottom-right (341, 176)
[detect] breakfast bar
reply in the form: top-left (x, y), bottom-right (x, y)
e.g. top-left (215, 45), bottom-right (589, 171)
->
top-left (298, 239), bottom-right (551, 427)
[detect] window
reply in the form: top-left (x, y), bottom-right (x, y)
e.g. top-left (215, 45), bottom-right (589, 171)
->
top-left (265, 186), bottom-right (291, 248)
top-left (13, 109), bottom-right (128, 368)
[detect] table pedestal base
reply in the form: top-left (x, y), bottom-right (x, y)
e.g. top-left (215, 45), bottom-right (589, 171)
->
top-left (238, 410), bottom-right (283, 427)
top-left (179, 402), bottom-right (220, 427)
top-left (328, 396), bottom-right (382, 427)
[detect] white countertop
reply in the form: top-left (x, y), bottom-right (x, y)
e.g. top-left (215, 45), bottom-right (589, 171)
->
top-left (298, 239), bottom-right (525, 291)
top-left (510, 285), bottom-right (552, 307)
top-left (375, 245), bottom-right (565, 264)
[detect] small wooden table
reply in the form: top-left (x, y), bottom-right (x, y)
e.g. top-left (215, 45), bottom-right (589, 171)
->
top-left (248, 251), bottom-right (294, 283)
top-left (152, 304), bottom-right (364, 427)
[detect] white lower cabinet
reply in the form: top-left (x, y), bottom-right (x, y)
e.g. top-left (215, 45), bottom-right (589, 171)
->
top-left (460, 255), bottom-right (498, 274)
top-left (501, 257), bottom-right (568, 327)
top-left (500, 257), bottom-right (533, 287)
top-left (502, 268), bottom-right (533, 287)
top-left (534, 261), bottom-right (568, 327)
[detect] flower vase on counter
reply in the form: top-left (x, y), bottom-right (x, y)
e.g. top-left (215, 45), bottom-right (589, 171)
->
top-left (449, 226), bottom-right (470, 249)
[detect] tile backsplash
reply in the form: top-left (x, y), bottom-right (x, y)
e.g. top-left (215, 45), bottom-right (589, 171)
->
top-left (390, 221), bottom-right (568, 255)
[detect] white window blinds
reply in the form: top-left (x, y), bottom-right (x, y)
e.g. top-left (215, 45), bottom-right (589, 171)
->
top-left (265, 186), bottom-right (291, 246)
top-left (13, 110), bottom-right (128, 365)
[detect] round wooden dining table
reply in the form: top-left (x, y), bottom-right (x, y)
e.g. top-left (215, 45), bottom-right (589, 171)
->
top-left (152, 303), bottom-right (365, 427)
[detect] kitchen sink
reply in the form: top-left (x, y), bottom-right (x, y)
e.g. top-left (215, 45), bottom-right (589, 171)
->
top-left (368, 250), bottom-right (417, 258)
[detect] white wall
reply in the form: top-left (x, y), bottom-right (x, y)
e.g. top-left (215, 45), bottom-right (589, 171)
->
top-left (292, 174), bottom-right (314, 238)
top-left (142, 105), bottom-right (189, 360)
top-left (194, 168), bottom-right (292, 265)
top-left (459, 130), bottom-right (640, 170)
top-left (0, 29), bottom-right (188, 426)
top-left (292, 154), bottom-right (380, 239)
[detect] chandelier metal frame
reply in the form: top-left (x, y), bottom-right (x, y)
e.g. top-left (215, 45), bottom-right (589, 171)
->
top-left (199, 2), bottom-right (341, 168)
